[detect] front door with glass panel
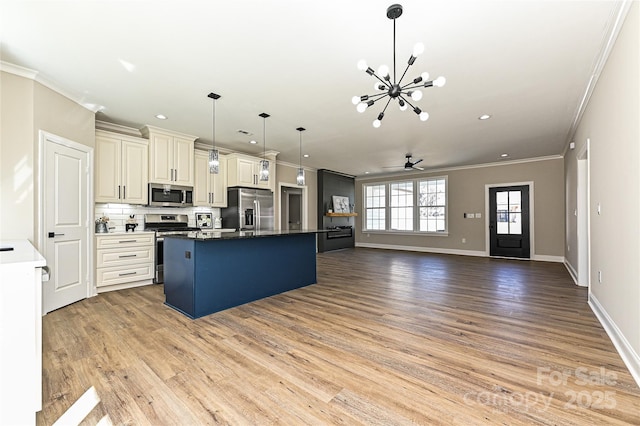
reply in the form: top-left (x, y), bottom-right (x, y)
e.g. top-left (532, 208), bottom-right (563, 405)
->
top-left (489, 185), bottom-right (530, 258)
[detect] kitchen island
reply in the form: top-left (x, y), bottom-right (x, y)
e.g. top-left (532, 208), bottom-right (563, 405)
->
top-left (163, 230), bottom-right (324, 318)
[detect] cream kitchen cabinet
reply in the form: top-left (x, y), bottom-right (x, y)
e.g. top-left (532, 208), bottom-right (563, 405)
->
top-left (141, 125), bottom-right (196, 186)
top-left (95, 130), bottom-right (149, 204)
top-left (95, 233), bottom-right (155, 292)
top-left (226, 153), bottom-right (275, 191)
top-left (194, 150), bottom-right (228, 207)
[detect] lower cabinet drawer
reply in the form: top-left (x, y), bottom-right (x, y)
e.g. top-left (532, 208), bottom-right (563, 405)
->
top-left (96, 263), bottom-right (154, 287)
top-left (97, 246), bottom-right (153, 268)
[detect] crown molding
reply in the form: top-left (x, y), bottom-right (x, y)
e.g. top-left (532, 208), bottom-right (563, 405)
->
top-left (1, 60), bottom-right (101, 112)
top-left (0, 61), bottom-right (38, 79)
top-left (563, 0), bottom-right (633, 154)
top-left (356, 155), bottom-right (564, 181)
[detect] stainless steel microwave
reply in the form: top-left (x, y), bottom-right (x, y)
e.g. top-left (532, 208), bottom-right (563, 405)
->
top-left (148, 184), bottom-right (193, 207)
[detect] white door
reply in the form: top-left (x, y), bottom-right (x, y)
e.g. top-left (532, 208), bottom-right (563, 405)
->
top-left (42, 134), bottom-right (90, 313)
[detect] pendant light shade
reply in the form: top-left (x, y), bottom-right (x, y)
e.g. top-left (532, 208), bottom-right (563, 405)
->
top-left (259, 113), bottom-right (270, 182)
top-left (207, 92), bottom-right (221, 174)
top-left (296, 127), bottom-right (306, 186)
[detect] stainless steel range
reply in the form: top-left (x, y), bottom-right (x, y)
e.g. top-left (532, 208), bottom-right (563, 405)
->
top-left (144, 214), bottom-right (200, 284)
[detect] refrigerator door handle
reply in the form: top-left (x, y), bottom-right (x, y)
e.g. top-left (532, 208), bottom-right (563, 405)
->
top-left (255, 199), bottom-right (260, 230)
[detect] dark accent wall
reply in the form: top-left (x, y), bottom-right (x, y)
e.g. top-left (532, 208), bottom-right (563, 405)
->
top-left (317, 169), bottom-right (356, 252)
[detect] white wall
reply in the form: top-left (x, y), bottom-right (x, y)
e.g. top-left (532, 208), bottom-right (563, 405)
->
top-left (566, 2), bottom-right (640, 383)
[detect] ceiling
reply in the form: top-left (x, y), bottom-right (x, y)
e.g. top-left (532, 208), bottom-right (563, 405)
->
top-left (1, 1), bottom-right (624, 177)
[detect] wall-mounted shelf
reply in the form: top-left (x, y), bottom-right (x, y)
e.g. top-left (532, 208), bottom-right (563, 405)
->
top-left (325, 213), bottom-right (358, 217)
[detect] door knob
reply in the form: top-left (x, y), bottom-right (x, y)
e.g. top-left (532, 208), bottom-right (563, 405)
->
top-left (48, 232), bottom-right (65, 238)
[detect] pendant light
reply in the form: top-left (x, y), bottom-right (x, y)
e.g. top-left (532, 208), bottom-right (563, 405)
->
top-left (353, 4), bottom-right (445, 128)
top-left (296, 127), bottom-right (306, 185)
top-left (258, 112), bottom-right (270, 181)
top-left (207, 92), bottom-right (221, 174)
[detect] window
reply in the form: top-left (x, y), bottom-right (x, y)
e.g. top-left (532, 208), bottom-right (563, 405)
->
top-left (390, 181), bottom-right (413, 230)
top-left (419, 178), bottom-right (446, 232)
top-left (363, 177), bottom-right (447, 233)
top-left (365, 184), bottom-right (385, 230)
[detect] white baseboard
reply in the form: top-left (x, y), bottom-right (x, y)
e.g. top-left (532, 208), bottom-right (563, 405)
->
top-left (589, 294), bottom-right (640, 388)
top-left (531, 254), bottom-right (565, 263)
top-left (356, 242), bottom-right (564, 262)
top-left (564, 260), bottom-right (579, 284)
top-left (355, 242), bottom-right (486, 257)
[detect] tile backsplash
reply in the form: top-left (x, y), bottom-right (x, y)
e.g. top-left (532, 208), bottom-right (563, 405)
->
top-left (95, 204), bottom-right (221, 232)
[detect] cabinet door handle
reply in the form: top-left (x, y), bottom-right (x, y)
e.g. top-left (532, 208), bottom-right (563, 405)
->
top-left (118, 254), bottom-right (137, 258)
top-left (118, 240), bottom-right (137, 243)
top-left (118, 185), bottom-right (121, 199)
top-left (123, 186), bottom-right (126, 199)
top-left (119, 271), bottom-right (137, 277)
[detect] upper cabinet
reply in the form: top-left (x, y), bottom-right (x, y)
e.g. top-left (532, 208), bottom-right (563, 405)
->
top-left (226, 153), bottom-right (275, 191)
top-left (141, 125), bottom-right (196, 186)
top-left (95, 130), bottom-right (149, 205)
top-left (193, 150), bottom-right (228, 207)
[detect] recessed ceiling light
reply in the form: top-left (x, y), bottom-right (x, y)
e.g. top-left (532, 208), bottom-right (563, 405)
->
top-left (303, 154), bottom-right (309, 158)
top-left (365, 171), bottom-right (370, 174)
top-left (249, 140), bottom-right (258, 144)
top-left (501, 153), bottom-right (509, 157)
top-left (155, 114), bottom-right (167, 120)
top-left (478, 114), bottom-right (491, 120)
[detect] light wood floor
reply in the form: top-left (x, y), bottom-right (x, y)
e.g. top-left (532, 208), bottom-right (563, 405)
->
top-left (37, 248), bottom-right (640, 425)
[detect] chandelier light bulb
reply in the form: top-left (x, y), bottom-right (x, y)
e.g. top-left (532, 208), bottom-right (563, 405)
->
top-left (433, 76), bottom-right (446, 87)
top-left (413, 42), bottom-right (425, 57)
top-left (356, 102), bottom-right (367, 113)
top-left (399, 100), bottom-right (408, 111)
top-left (421, 71), bottom-right (430, 81)
top-left (373, 119), bottom-right (381, 128)
top-left (357, 60), bottom-right (368, 71)
top-left (352, 95), bottom-right (360, 105)
top-left (420, 111), bottom-right (430, 121)
top-left (410, 90), bottom-right (423, 101)
top-left (378, 64), bottom-right (390, 77)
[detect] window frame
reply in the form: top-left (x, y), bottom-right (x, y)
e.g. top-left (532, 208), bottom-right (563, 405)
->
top-left (362, 176), bottom-right (448, 235)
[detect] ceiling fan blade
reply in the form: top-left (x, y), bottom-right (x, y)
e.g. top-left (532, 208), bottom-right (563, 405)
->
top-left (413, 165), bottom-right (425, 171)
top-left (412, 158), bottom-right (424, 166)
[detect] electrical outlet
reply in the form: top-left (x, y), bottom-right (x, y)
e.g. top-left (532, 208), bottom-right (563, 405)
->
top-left (597, 203), bottom-right (601, 215)
top-left (598, 270), bottom-right (602, 283)
top-left (476, 213), bottom-right (482, 218)
top-left (468, 213), bottom-right (475, 219)
top-left (462, 238), bottom-right (466, 244)
top-left (567, 244), bottom-right (570, 252)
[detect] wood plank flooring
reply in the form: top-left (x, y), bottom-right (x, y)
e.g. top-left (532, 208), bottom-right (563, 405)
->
top-left (37, 248), bottom-right (640, 425)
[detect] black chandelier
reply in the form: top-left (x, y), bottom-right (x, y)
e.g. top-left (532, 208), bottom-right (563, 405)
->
top-left (352, 4), bottom-right (445, 128)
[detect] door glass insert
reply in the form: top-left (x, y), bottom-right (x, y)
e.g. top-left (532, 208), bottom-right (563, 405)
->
top-left (496, 190), bottom-right (522, 235)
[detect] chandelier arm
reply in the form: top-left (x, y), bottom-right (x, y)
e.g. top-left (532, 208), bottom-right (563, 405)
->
top-left (369, 72), bottom-right (391, 87)
top-left (380, 97), bottom-right (392, 115)
top-left (401, 83), bottom-right (431, 91)
top-left (397, 61), bottom-right (413, 86)
top-left (398, 94), bottom-right (417, 110)
top-left (372, 94), bottom-right (395, 105)
top-left (361, 92), bottom-right (389, 101)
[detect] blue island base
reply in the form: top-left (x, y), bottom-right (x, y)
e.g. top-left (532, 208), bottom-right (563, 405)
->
top-left (163, 232), bottom-right (318, 319)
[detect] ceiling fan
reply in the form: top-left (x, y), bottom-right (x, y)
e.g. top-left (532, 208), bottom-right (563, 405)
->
top-left (403, 154), bottom-right (424, 170)
top-left (383, 154), bottom-right (424, 171)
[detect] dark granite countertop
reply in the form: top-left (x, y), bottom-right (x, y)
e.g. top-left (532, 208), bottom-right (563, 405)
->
top-left (163, 229), bottom-right (330, 241)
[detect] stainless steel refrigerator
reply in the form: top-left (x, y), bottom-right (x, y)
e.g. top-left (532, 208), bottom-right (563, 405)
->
top-left (222, 187), bottom-right (274, 231)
